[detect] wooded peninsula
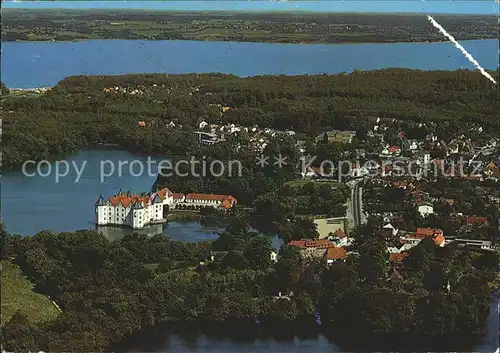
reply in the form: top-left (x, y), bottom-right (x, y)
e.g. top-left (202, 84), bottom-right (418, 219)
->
top-left (2, 69), bottom-right (498, 171)
top-left (2, 10), bottom-right (498, 43)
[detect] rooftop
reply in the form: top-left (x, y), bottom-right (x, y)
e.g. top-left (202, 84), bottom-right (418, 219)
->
top-left (325, 246), bottom-right (347, 260)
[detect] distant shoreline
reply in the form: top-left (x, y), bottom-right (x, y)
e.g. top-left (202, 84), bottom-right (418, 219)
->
top-left (2, 1), bottom-right (498, 15)
top-left (3, 11), bottom-right (497, 44)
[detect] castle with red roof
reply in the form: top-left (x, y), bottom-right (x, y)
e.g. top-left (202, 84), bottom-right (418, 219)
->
top-left (95, 187), bottom-right (237, 228)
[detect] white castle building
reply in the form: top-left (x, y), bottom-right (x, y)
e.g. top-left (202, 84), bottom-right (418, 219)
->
top-left (95, 188), bottom-right (237, 229)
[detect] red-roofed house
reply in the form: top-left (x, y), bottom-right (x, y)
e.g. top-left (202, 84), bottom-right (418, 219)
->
top-left (389, 146), bottom-right (401, 154)
top-left (389, 252), bottom-right (409, 267)
top-left (185, 193), bottom-right (237, 208)
top-left (172, 193), bottom-right (186, 203)
top-left (329, 229), bottom-right (352, 246)
top-left (466, 217), bottom-right (489, 226)
top-left (400, 228), bottom-right (445, 251)
top-left (289, 239), bottom-right (335, 258)
top-left (324, 247), bottom-right (347, 265)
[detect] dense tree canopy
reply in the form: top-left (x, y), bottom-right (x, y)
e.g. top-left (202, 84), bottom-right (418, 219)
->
top-left (2, 69), bottom-right (498, 169)
top-left (1, 220), bottom-right (496, 351)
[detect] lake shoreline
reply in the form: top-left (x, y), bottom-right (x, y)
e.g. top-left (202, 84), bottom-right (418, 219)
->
top-left (0, 37), bottom-right (489, 45)
top-left (111, 319), bottom-right (488, 352)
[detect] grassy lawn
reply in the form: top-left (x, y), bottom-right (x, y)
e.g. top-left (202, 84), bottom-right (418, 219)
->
top-left (285, 179), bottom-right (340, 188)
top-left (166, 211), bottom-right (200, 222)
top-left (285, 179), bottom-right (314, 188)
top-left (1, 260), bottom-right (60, 326)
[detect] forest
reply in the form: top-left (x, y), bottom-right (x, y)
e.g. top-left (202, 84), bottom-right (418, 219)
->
top-left (2, 10), bottom-right (497, 44)
top-left (2, 69), bottom-right (499, 171)
top-left (1, 218), bottom-right (498, 352)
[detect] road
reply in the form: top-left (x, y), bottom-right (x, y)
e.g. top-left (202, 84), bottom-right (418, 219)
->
top-left (347, 178), bottom-right (365, 229)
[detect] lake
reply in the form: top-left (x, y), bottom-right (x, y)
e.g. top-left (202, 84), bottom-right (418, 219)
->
top-left (1, 149), bottom-right (283, 248)
top-left (1, 39), bottom-right (497, 88)
top-left (1, 149), bottom-right (224, 242)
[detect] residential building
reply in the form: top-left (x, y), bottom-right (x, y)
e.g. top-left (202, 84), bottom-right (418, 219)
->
top-left (324, 246), bottom-right (347, 265)
top-left (399, 228), bottom-right (445, 251)
top-left (289, 239), bottom-right (335, 258)
top-left (328, 229), bottom-right (353, 247)
top-left (388, 252), bottom-right (409, 267)
top-left (417, 201), bottom-right (434, 217)
top-left (451, 238), bottom-right (492, 250)
top-left (193, 131), bottom-right (225, 145)
top-left (314, 217), bottom-right (348, 239)
top-left (465, 216), bottom-right (489, 227)
top-left (402, 139), bottom-right (419, 151)
top-left (387, 268), bottom-right (404, 284)
top-left (383, 223), bottom-right (399, 237)
top-left (315, 130), bottom-right (356, 144)
top-left (184, 193), bottom-right (237, 209)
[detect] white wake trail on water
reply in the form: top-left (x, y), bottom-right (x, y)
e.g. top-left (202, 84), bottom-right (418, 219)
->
top-left (427, 15), bottom-right (497, 85)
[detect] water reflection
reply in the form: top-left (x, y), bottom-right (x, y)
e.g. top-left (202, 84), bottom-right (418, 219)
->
top-left (96, 222), bottom-right (284, 250)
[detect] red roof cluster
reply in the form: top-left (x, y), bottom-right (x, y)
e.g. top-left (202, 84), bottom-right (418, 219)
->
top-left (325, 247), bottom-right (347, 260)
top-left (186, 193), bottom-right (237, 205)
top-left (289, 239), bottom-right (333, 249)
top-left (109, 193), bottom-right (154, 208)
top-left (389, 252), bottom-right (409, 263)
top-left (106, 188), bottom-right (237, 209)
top-left (333, 229), bottom-right (347, 239)
top-left (466, 216), bottom-right (488, 225)
top-left (404, 228), bottom-right (445, 246)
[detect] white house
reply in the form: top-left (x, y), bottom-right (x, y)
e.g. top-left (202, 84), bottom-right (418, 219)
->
top-left (417, 201), bottom-right (434, 217)
top-left (402, 139), bottom-right (419, 151)
top-left (270, 251), bottom-right (278, 263)
top-left (417, 152), bottom-right (431, 165)
top-left (199, 120), bottom-right (209, 129)
top-left (351, 166), bottom-right (369, 178)
top-left (383, 223), bottom-right (399, 237)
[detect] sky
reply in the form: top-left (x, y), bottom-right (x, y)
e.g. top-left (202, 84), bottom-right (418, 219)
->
top-left (2, 1), bottom-right (500, 15)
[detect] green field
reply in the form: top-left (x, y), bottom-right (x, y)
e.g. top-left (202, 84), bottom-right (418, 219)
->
top-left (1, 260), bottom-right (60, 326)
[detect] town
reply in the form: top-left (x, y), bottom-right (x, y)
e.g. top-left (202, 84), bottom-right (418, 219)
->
top-left (101, 108), bottom-right (499, 271)
top-left (3, 69), bottom-right (498, 352)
